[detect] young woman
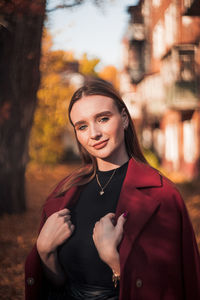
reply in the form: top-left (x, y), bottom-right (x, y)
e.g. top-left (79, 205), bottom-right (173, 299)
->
top-left (25, 80), bottom-right (200, 300)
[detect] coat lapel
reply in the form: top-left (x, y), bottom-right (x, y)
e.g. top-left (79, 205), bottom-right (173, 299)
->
top-left (115, 158), bottom-right (162, 272)
top-left (44, 185), bottom-right (83, 218)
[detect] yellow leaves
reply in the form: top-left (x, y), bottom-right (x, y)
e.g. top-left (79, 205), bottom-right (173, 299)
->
top-left (40, 30), bottom-right (76, 74)
top-left (79, 53), bottom-right (100, 75)
top-left (29, 40), bottom-right (76, 164)
top-left (99, 65), bottom-right (119, 88)
top-left (64, 51), bottom-right (75, 62)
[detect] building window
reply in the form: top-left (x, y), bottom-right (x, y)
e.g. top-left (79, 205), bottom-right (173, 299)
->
top-left (152, 0), bottom-right (161, 7)
top-left (183, 120), bottom-right (195, 163)
top-left (183, 0), bottom-right (194, 9)
top-left (153, 21), bottom-right (165, 58)
top-left (179, 49), bottom-right (195, 82)
top-left (164, 3), bottom-right (177, 47)
top-left (165, 124), bottom-right (179, 170)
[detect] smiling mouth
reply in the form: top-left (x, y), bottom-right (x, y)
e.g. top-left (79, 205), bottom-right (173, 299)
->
top-left (93, 139), bottom-right (109, 149)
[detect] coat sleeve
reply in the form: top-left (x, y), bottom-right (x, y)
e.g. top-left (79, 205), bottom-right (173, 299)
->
top-left (24, 176), bottom-right (71, 300)
top-left (24, 209), bottom-right (47, 300)
top-left (174, 190), bottom-right (200, 299)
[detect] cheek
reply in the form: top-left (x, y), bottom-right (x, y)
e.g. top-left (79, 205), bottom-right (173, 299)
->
top-left (110, 122), bottom-right (125, 147)
top-left (109, 119), bottom-right (124, 138)
top-left (117, 127), bottom-right (125, 144)
top-left (76, 132), bottom-right (88, 146)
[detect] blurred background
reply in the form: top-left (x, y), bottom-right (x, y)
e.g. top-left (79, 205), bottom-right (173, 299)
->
top-left (0, 0), bottom-right (200, 298)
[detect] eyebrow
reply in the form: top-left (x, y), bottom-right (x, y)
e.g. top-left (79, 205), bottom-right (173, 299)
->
top-left (74, 111), bottom-right (113, 127)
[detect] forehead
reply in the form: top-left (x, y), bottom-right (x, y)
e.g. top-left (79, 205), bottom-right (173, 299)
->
top-left (70, 95), bottom-right (118, 122)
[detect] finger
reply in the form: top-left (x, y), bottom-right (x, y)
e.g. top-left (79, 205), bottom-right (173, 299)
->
top-left (104, 212), bottom-right (115, 220)
top-left (94, 221), bottom-right (100, 226)
top-left (101, 213), bottom-right (115, 225)
top-left (93, 221), bottom-right (99, 233)
top-left (100, 213), bottom-right (115, 223)
top-left (115, 213), bottom-right (127, 233)
top-left (63, 215), bottom-right (71, 222)
top-left (57, 208), bottom-right (70, 216)
top-left (67, 220), bottom-right (72, 227)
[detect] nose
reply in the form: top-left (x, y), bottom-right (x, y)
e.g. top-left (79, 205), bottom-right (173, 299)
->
top-left (90, 123), bottom-right (102, 140)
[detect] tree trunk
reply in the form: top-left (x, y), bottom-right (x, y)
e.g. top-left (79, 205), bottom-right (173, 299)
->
top-left (0, 0), bottom-right (46, 214)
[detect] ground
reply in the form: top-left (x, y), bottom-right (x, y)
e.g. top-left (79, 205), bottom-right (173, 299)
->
top-left (0, 163), bottom-right (199, 300)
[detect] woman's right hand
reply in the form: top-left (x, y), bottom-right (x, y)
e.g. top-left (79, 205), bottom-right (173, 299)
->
top-left (36, 208), bottom-right (74, 255)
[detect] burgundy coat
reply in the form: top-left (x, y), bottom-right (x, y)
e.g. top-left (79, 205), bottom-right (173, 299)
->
top-left (25, 158), bottom-right (200, 300)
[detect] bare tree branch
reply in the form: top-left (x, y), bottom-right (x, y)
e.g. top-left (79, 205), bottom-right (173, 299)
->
top-left (46, 0), bottom-right (83, 13)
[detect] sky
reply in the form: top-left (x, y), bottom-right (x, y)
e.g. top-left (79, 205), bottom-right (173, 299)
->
top-left (46, 0), bottom-right (138, 70)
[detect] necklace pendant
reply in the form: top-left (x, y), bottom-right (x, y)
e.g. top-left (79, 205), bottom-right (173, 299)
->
top-left (96, 169), bottom-right (116, 196)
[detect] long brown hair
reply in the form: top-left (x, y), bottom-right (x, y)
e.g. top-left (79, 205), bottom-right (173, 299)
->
top-left (55, 79), bottom-right (147, 196)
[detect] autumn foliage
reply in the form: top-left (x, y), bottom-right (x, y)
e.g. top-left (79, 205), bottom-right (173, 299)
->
top-left (29, 30), bottom-right (72, 163)
top-left (99, 65), bottom-right (119, 88)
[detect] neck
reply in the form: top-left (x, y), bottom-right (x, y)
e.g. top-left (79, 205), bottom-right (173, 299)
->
top-left (96, 151), bottom-right (129, 171)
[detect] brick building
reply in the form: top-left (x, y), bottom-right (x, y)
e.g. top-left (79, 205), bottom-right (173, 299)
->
top-left (121, 0), bottom-right (200, 179)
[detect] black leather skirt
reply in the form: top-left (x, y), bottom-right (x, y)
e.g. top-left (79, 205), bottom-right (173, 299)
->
top-left (48, 282), bottom-right (119, 300)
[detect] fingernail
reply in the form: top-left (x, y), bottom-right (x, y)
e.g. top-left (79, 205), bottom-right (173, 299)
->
top-left (123, 211), bottom-right (128, 218)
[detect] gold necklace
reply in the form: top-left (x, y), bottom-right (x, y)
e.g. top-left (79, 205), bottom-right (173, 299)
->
top-left (96, 169), bottom-right (117, 195)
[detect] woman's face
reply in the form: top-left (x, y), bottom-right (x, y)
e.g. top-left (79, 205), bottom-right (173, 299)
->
top-left (70, 95), bottom-right (129, 164)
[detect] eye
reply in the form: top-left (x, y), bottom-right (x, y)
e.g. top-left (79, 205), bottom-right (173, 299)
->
top-left (99, 117), bottom-right (109, 123)
top-left (77, 124), bottom-right (87, 131)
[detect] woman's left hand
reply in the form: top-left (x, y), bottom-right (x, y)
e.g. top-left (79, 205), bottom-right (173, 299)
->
top-left (92, 213), bottom-right (127, 267)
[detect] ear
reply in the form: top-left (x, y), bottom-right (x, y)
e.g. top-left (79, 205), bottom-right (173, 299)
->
top-left (121, 108), bottom-right (129, 130)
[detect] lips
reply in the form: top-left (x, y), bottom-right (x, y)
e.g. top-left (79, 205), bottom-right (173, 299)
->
top-left (93, 139), bottom-right (109, 150)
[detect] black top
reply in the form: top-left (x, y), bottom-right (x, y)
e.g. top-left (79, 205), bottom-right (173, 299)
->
top-left (57, 160), bottom-right (129, 287)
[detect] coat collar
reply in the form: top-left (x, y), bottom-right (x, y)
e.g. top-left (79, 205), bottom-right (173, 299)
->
top-left (126, 157), bottom-right (162, 188)
top-left (44, 157), bottom-right (162, 217)
top-left (44, 185), bottom-right (82, 218)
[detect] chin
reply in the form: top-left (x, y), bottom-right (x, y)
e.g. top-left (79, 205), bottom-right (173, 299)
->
top-left (93, 152), bottom-right (111, 160)
top-left (87, 149), bottom-right (112, 160)
top-left (95, 150), bottom-right (117, 161)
